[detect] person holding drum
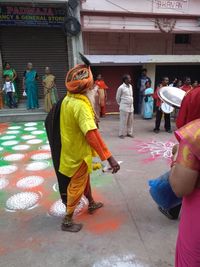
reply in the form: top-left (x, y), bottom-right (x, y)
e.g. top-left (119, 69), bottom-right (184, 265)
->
top-left (153, 77), bottom-right (172, 134)
top-left (158, 85), bottom-right (200, 221)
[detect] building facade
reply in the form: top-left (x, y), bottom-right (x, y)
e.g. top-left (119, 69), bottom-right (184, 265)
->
top-left (0, 0), bottom-right (82, 99)
top-left (81, 0), bottom-right (200, 112)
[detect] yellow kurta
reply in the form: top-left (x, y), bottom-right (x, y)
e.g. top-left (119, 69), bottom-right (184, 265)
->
top-left (59, 94), bottom-right (97, 177)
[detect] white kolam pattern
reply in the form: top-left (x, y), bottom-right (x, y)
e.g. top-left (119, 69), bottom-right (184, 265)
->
top-left (26, 139), bottom-right (43, 145)
top-left (0, 178), bottom-right (9, 190)
top-left (21, 135), bottom-right (36, 140)
top-left (8, 126), bottom-right (21, 130)
top-left (1, 140), bottom-right (19, 146)
top-left (32, 130), bottom-right (45, 135)
top-left (16, 176), bottom-right (44, 189)
top-left (31, 152), bottom-right (51, 161)
top-left (6, 192), bottom-right (40, 211)
top-left (49, 197), bottom-right (88, 217)
top-left (0, 135), bottom-right (16, 140)
top-left (3, 154), bottom-right (25, 162)
top-left (24, 122), bottom-right (38, 127)
top-left (6, 130), bottom-right (20, 134)
top-left (12, 145), bottom-right (30, 151)
top-left (26, 161), bottom-right (49, 171)
top-left (0, 165), bottom-right (18, 175)
top-left (24, 127), bottom-right (37, 131)
top-left (40, 144), bottom-right (50, 151)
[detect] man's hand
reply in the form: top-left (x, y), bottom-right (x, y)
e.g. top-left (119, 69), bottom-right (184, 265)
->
top-left (107, 156), bottom-right (120, 173)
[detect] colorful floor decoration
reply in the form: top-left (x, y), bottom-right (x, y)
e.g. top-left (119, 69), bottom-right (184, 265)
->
top-left (129, 139), bottom-right (175, 164)
top-left (0, 121), bottom-right (114, 218)
top-left (0, 121), bottom-right (126, 258)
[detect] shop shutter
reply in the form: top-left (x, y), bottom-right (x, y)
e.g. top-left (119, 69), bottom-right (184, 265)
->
top-left (0, 27), bottom-right (68, 98)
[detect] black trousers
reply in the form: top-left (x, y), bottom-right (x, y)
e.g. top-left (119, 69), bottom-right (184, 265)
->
top-left (155, 107), bottom-right (171, 131)
top-left (7, 92), bottom-right (16, 108)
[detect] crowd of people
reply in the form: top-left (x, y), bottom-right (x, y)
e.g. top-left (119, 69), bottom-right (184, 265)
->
top-left (44, 57), bottom-right (200, 267)
top-left (0, 62), bottom-right (59, 112)
top-left (116, 69), bottom-right (200, 139)
top-left (0, 56), bottom-right (199, 266)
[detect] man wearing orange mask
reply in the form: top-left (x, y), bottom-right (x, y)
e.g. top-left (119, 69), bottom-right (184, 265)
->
top-left (58, 60), bottom-right (120, 232)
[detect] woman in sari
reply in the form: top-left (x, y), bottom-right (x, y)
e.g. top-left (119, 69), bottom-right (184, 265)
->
top-left (169, 119), bottom-right (200, 266)
top-left (23, 63), bottom-right (39, 110)
top-left (3, 62), bottom-right (19, 105)
top-left (143, 81), bottom-right (154, 119)
top-left (42, 67), bottom-right (59, 112)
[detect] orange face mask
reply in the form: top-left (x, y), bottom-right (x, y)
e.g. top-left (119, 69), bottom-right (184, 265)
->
top-left (65, 64), bottom-right (94, 94)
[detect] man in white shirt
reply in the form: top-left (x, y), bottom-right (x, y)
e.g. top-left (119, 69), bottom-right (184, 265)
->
top-left (116, 74), bottom-right (134, 139)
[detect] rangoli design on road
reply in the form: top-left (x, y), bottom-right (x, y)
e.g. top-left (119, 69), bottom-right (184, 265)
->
top-left (0, 122), bottom-right (122, 237)
top-left (0, 121), bottom-right (109, 216)
top-left (132, 139), bottom-right (176, 162)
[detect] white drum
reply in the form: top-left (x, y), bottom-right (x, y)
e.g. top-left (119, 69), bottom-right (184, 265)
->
top-left (158, 86), bottom-right (186, 108)
top-left (161, 102), bottom-right (174, 114)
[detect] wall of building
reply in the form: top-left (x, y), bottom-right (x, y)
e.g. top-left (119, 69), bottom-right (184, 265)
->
top-left (83, 32), bottom-right (200, 55)
top-left (82, 0), bottom-right (200, 16)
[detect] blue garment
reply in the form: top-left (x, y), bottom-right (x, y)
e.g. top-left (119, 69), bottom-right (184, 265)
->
top-left (24, 70), bottom-right (38, 109)
top-left (149, 171), bottom-right (182, 210)
top-left (137, 75), bottom-right (151, 114)
top-left (143, 87), bottom-right (154, 119)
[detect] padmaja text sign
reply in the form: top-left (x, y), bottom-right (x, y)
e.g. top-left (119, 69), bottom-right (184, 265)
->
top-left (0, 6), bottom-right (65, 27)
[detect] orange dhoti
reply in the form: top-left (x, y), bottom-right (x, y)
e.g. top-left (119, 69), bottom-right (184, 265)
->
top-left (67, 161), bottom-right (89, 215)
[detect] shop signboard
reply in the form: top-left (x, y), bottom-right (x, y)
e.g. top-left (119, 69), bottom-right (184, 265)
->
top-left (153, 0), bottom-right (189, 12)
top-left (0, 6), bottom-right (65, 27)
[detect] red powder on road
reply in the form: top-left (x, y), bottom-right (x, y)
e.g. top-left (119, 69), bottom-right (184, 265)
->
top-left (0, 123), bottom-right (9, 133)
top-left (86, 218), bottom-right (122, 234)
top-left (77, 190), bottom-right (125, 234)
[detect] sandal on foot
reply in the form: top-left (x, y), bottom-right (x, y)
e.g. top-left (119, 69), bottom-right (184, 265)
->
top-left (158, 207), bottom-right (177, 220)
top-left (61, 223), bottom-right (83, 232)
top-left (61, 216), bottom-right (83, 232)
top-left (88, 202), bottom-right (103, 214)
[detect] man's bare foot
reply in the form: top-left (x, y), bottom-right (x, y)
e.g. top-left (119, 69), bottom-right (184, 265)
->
top-left (88, 201), bottom-right (103, 214)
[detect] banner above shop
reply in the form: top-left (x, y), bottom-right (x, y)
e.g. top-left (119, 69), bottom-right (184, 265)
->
top-left (0, 6), bottom-right (65, 27)
top-left (153, 0), bottom-right (189, 13)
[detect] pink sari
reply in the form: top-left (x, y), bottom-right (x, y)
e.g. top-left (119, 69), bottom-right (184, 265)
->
top-left (175, 119), bottom-right (200, 266)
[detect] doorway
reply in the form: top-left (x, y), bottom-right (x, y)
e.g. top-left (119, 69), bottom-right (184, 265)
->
top-left (92, 65), bottom-right (141, 113)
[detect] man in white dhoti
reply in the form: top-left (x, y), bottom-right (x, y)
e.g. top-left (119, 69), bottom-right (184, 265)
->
top-left (116, 75), bottom-right (134, 139)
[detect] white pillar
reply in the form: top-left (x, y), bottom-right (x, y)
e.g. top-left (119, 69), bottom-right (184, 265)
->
top-left (143, 63), bottom-right (156, 90)
top-left (67, 3), bottom-right (83, 68)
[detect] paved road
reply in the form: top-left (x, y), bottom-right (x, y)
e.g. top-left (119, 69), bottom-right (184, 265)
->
top-left (0, 116), bottom-right (178, 267)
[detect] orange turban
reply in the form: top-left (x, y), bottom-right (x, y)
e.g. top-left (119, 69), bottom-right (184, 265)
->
top-left (65, 64), bottom-right (94, 94)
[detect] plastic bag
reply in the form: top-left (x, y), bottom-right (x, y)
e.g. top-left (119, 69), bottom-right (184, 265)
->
top-left (23, 90), bottom-right (27, 97)
top-left (148, 171), bottom-right (182, 210)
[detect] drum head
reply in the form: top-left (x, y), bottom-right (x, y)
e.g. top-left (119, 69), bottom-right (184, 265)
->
top-left (158, 86), bottom-right (186, 108)
top-left (161, 103), bottom-right (174, 114)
